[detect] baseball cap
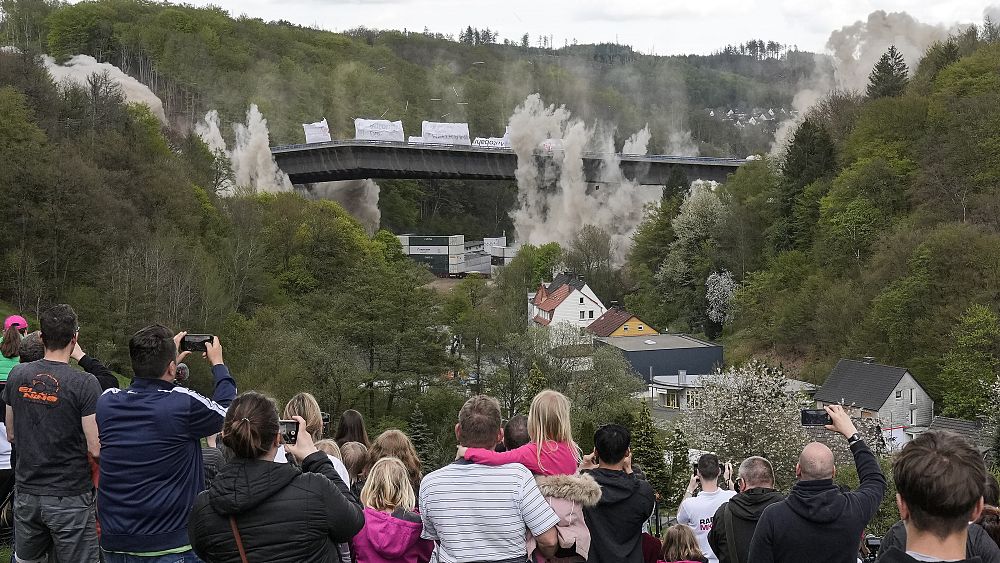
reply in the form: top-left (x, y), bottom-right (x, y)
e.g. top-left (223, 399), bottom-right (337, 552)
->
top-left (3, 315), bottom-right (27, 331)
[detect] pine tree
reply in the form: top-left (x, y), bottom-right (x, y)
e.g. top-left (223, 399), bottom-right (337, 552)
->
top-left (866, 45), bottom-right (909, 98)
top-left (407, 404), bottom-right (436, 470)
top-left (630, 402), bottom-right (670, 499)
top-left (662, 426), bottom-right (691, 510)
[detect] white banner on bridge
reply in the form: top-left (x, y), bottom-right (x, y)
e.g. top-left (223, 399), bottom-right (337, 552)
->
top-left (472, 137), bottom-right (510, 148)
top-left (354, 119), bottom-right (405, 142)
top-left (302, 118), bottom-right (331, 144)
top-left (422, 121), bottom-right (471, 146)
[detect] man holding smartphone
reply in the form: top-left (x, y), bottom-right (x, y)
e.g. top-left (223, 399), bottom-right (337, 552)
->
top-left (96, 325), bottom-right (237, 562)
top-left (748, 405), bottom-right (886, 563)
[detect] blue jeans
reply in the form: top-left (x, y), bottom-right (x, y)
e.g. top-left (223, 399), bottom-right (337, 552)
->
top-left (101, 551), bottom-right (202, 563)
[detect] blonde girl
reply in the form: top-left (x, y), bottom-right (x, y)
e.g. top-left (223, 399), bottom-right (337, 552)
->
top-left (352, 457), bottom-right (434, 563)
top-left (660, 524), bottom-right (708, 563)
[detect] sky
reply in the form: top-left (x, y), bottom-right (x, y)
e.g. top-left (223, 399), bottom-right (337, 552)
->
top-left (171, 0), bottom-right (994, 55)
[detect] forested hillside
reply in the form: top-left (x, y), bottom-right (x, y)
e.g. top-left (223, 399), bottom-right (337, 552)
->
top-left (1, 0), bottom-right (818, 237)
top-left (624, 26), bottom-right (1000, 422)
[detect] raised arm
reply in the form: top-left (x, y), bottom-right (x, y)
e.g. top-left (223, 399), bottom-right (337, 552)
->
top-left (464, 442), bottom-right (543, 472)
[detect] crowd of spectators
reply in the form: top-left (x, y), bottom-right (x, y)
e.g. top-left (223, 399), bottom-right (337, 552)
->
top-left (0, 306), bottom-right (997, 563)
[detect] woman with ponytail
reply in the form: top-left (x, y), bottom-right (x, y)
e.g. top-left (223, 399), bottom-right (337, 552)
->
top-left (188, 392), bottom-right (365, 563)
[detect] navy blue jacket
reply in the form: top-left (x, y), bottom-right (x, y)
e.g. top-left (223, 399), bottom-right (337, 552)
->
top-left (97, 364), bottom-right (236, 553)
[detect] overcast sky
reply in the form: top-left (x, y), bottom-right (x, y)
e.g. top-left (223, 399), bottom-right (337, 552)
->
top-left (171, 0), bottom-right (991, 54)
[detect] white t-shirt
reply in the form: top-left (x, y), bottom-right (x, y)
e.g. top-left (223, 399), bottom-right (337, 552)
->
top-left (274, 446), bottom-right (351, 487)
top-left (0, 424), bottom-right (10, 470)
top-left (419, 461), bottom-right (560, 563)
top-left (677, 488), bottom-right (737, 563)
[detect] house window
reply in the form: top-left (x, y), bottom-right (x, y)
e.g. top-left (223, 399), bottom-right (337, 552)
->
top-left (623, 324), bottom-right (629, 332)
top-left (638, 325), bottom-right (644, 331)
top-left (909, 388), bottom-right (916, 405)
top-left (895, 390), bottom-right (902, 400)
top-left (687, 390), bottom-right (703, 409)
top-left (588, 310), bottom-right (594, 319)
top-left (660, 392), bottom-right (679, 409)
top-left (909, 409), bottom-right (916, 426)
top-left (579, 311), bottom-right (585, 320)
top-left (579, 297), bottom-right (584, 304)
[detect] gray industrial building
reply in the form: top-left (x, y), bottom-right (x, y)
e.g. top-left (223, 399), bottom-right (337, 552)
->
top-left (595, 334), bottom-right (723, 382)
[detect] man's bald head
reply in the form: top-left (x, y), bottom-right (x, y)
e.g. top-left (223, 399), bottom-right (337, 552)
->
top-left (797, 442), bottom-right (835, 481)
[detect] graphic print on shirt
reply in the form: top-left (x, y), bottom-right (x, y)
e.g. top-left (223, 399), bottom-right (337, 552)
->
top-left (18, 373), bottom-right (60, 405)
top-left (700, 516), bottom-right (714, 531)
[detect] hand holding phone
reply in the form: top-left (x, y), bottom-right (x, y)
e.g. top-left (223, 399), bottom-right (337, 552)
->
top-left (282, 416), bottom-right (319, 463)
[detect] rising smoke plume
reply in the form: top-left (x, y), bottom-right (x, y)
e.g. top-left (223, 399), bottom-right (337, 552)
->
top-left (772, 10), bottom-right (959, 154)
top-left (621, 124), bottom-right (651, 155)
top-left (508, 94), bottom-right (662, 265)
top-left (42, 54), bottom-right (167, 123)
top-left (298, 180), bottom-right (381, 235)
top-left (195, 105), bottom-right (381, 233)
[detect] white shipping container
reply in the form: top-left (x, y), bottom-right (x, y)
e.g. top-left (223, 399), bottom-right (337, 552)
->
top-left (484, 237), bottom-right (507, 249)
top-left (409, 246), bottom-right (449, 255)
top-left (400, 246), bottom-right (409, 255)
top-left (449, 255), bottom-right (466, 264)
top-left (397, 235), bottom-right (410, 246)
top-left (448, 235), bottom-right (465, 245)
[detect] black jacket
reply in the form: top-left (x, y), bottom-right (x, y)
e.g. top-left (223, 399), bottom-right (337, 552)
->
top-left (707, 487), bottom-right (784, 563)
top-left (881, 521), bottom-right (1000, 563)
top-left (188, 451), bottom-right (364, 563)
top-left (747, 440), bottom-right (886, 563)
top-left (876, 546), bottom-right (982, 563)
top-left (582, 468), bottom-right (656, 563)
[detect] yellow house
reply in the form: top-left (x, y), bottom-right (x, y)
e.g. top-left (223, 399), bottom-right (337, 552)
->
top-left (586, 308), bottom-right (659, 337)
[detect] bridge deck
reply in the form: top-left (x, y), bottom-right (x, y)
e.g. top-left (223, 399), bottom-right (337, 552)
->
top-left (271, 140), bottom-right (745, 185)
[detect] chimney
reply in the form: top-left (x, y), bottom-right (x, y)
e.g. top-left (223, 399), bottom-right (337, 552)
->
top-left (610, 300), bottom-right (620, 309)
top-left (862, 356), bottom-right (875, 364)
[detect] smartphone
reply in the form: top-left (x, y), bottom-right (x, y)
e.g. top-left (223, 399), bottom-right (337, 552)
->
top-left (181, 334), bottom-right (214, 352)
top-left (801, 408), bottom-right (833, 427)
top-left (692, 462), bottom-right (699, 477)
top-left (279, 419), bottom-right (299, 445)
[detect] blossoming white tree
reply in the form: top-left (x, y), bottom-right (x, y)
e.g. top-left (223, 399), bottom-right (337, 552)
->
top-left (680, 360), bottom-right (809, 487)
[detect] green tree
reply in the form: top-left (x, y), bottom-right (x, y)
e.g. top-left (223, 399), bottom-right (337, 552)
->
top-left (661, 426), bottom-right (691, 510)
top-left (630, 402), bottom-right (670, 499)
top-left (772, 119), bottom-right (836, 252)
top-left (407, 404), bottom-right (437, 470)
top-left (940, 304), bottom-right (1000, 419)
top-left (525, 362), bottom-right (548, 401)
top-left (867, 45), bottom-right (909, 98)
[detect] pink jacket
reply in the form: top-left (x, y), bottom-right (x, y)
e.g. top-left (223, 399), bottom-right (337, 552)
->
top-left (352, 507), bottom-right (434, 563)
top-left (464, 440), bottom-right (578, 476)
top-left (526, 473), bottom-right (602, 563)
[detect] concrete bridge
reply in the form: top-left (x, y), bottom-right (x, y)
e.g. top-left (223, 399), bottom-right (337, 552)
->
top-left (271, 140), bottom-right (746, 185)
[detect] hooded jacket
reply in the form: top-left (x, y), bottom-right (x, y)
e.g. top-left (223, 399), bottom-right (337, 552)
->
top-left (707, 487), bottom-right (785, 563)
top-left (881, 520), bottom-right (1000, 563)
top-left (526, 473), bottom-right (603, 562)
top-left (583, 468), bottom-right (656, 563)
top-left (876, 546), bottom-right (983, 563)
top-left (352, 507), bottom-right (434, 563)
top-left (748, 440), bottom-right (886, 563)
top-left (188, 451), bottom-right (365, 563)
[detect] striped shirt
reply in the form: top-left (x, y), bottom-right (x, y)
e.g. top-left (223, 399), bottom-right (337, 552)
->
top-left (419, 460), bottom-right (560, 563)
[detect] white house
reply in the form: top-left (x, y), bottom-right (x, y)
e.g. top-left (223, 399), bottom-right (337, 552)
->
top-left (530, 273), bottom-right (607, 329)
top-left (814, 358), bottom-right (934, 449)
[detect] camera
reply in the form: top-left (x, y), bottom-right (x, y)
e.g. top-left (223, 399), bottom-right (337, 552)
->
top-left (181, 334), bottom-right (214, 353)
top-left (800, 408), bottom-right (832, 427)
top-left (279, 419), bottom-right (299, 445)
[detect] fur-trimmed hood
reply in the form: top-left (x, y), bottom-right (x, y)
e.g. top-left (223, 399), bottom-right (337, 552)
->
top-left (535, 473), bottom-right (602, 506)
